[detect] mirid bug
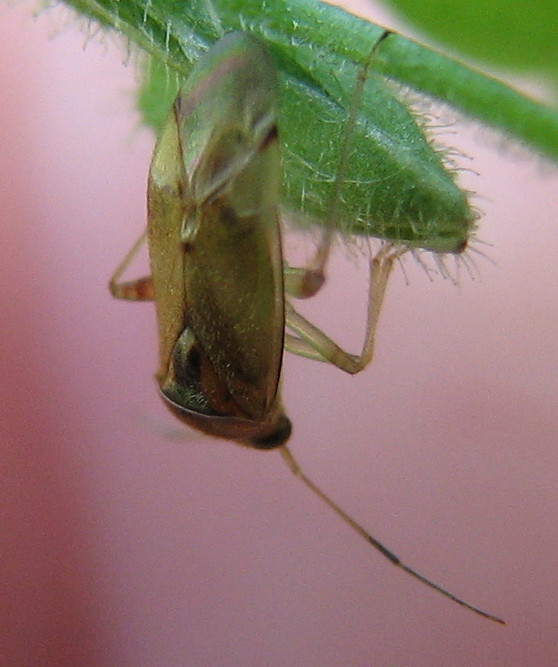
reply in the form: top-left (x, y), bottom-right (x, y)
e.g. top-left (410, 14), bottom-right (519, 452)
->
top-left (110, 31), bottom-right (503, 624)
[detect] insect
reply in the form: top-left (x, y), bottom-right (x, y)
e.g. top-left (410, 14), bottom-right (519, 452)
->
top-left (110, 31), bottom-right (504, 624)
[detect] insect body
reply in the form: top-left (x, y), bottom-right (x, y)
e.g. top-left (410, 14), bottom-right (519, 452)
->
top-left (110, 32), bottom-right (503, 624)
top-left (113, 33), bottom-right (290, 448)
top-left (149, 33), bottom-right (290, 449)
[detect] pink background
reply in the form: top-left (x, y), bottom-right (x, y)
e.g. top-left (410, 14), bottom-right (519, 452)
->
top-left (2, 2), bottom-right (558, 665)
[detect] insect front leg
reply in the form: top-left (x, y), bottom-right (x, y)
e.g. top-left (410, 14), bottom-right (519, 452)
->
top-left (285, 243), bottom-right (406, 374)
top-left (109, 230), bottom-right (155, 301)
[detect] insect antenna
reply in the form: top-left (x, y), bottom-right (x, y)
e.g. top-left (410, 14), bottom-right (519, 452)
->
top-left (280, 445), bottom-right (505, 625)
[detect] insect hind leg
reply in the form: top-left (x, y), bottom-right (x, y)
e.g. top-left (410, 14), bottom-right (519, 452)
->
top-left (283, 30), bottom-right (394, 302)
top-left (283, 31), bottom-right (401, 373)
top-left (285, 243), bottom-right (406, 374)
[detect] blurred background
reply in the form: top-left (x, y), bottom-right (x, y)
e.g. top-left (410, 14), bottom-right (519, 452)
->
top-left (2, 2), bottom-right (558, 665)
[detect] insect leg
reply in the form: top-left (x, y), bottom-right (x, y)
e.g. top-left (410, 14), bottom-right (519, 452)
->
top-left (284, 30), bottom-right (394, 301)
top-left (109, 230), bottom-right (155, 301)
top-left (285, 244), bottom-right (405, 374)
top-left (284, 32), bottom-right (400, 374)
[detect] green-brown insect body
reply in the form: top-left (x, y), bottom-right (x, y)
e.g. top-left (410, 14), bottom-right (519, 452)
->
top-left (147, 33), bottom-right (290, 448)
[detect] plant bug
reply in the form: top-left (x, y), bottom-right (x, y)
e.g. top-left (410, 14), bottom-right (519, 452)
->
top-left (110, 31), bottom-right (504, 624)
